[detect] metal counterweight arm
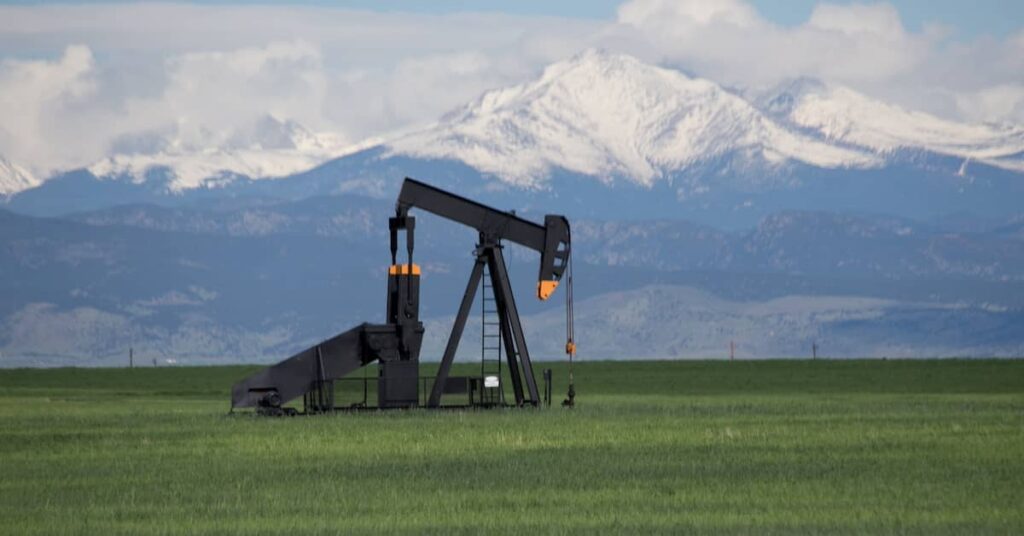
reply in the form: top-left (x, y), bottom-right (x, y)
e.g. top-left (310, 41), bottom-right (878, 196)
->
top-left (395, 177), bottom-right (571, 300)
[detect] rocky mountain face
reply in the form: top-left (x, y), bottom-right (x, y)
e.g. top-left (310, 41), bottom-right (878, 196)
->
top-left (2, 201), bottom-right (1022, 365)
top-left (61, 201), bottom-right (1024, 284)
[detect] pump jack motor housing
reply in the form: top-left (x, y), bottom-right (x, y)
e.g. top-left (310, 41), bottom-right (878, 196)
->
top-left (230, 178), bottom-right (572, 414)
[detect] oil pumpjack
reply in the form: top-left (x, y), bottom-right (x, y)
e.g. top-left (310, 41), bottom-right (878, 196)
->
top-left (230, 178), bottom-right (574, 414)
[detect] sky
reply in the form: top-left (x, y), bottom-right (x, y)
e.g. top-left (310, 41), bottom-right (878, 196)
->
top-left (0, 0), bottom-right (1022, 180)
top-left (4, 0), bottom-right (1020, 38)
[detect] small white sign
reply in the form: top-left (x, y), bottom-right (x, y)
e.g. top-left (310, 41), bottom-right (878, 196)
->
top-left (484, 375), bottom-right (500, 388)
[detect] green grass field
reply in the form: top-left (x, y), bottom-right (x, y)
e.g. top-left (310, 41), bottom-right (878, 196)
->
top-left (1, 360), bottom-right (1022, 534)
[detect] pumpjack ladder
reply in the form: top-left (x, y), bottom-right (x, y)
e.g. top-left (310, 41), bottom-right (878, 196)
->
top-left (480, 265), bottom-right (504, 406)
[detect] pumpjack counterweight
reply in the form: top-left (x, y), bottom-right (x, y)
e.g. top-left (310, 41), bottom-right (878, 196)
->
top-left (230, 177), bottom-right (571, 413)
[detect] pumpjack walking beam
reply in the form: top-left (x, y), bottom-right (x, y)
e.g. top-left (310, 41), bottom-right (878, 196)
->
top-left (394, 178), bottom-right (570, 407)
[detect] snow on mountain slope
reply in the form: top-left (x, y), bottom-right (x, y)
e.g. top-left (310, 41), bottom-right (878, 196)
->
top-left (762, 79), bottom-right (1024, 172)
top-left (387, 50), bottom-right (882, 188)
top-left (0, 156), bottom-right (38, 196)
top-left (10, 51), bottom-right (1024, 198)
top-left (87, 116), bottom-right (370, 191)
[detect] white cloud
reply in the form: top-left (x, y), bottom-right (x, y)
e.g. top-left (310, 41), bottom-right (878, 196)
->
top-left (806, 3), bottom-right (905, 36)
top-left (0, 40), bottom-right (351, 181)
top-left (0, 4), bottom-right (602, 179)
top-left (121, 40), bottom-right (333, 152)
top-left (333, 51), bottom-right (513, 141)
top-left (0, 1), bottom-right (1021, 182)
top-left (0, 45), bottom-right (98, 174)
top-left (615, 0), bottom-right (930, 85)
top-left (613, 0), bottom-right (1024, 124)
top-left (618, 0), bottom-right (759, 27)
top-left (955, 84), bottom-right (1024, 124)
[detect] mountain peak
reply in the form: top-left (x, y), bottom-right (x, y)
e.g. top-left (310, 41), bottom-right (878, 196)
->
top-left (388, 50), bottom-right (878, 189)
top-left (86, 115), bottom-right (357, 191)
top-left (449, 48), bottom-right (710, 125)
top-left (0, 156), bottom-right (38, 196)
top-left (543, 48), bottom-right (672, 82)
top-left (756, 77), bottom-right (829, 117)
top-left (760, 80), bottom-right (1024, 171)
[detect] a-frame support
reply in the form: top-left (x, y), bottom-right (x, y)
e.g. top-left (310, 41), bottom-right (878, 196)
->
top-left (427, 239), bottom-right (540, 407)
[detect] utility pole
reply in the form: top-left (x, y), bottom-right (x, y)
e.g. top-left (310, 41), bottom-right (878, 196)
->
top-left (812, 342), bottom-right (818, 360)
top-left (730, 340), bottom-right (735, 361)
top-left (129, 347), bottom-right (133, 369)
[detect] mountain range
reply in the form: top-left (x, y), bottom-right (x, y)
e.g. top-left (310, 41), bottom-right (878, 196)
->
top-left (1, 50), bottom-right (1022, 365)
top-left (5, 51), bottom-right (1024, 219)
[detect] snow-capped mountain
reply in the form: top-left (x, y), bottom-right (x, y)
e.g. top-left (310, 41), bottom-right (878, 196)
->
top-left (0, 156), bottom-right (38, 196)
top-left (87, 115), bottom-right (371, 191)
top-left (386, 50), bottom-right (1024, 190)
top-left (388, 50), bottom-right (882, 189)
top-left (6, 50), bottom-right (1024, 221)
top-left (759, 78), bottom-right (1024, 173)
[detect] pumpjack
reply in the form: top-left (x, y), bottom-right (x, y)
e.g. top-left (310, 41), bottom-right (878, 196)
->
top-left (230, 178), bottom-right (576, 414)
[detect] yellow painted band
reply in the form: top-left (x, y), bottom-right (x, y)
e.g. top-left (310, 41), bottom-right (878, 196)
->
top-left (388, 264), bottom-right (421, 276)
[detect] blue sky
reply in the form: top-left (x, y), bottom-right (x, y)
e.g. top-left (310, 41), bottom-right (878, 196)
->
top-left (750, 0), bottom-right (1023, 37)
top-left (2, 0), bottom-right (1018, 38)
top-left (374, 0), bottom-right (1022, 38)
top-left (0, 0), bottom-right (1019, 37)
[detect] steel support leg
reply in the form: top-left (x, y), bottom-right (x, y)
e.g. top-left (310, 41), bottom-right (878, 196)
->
top-left (488, 252), bottom-right (525, 406)
top-left (488, 246), bottom-right (540, 405)
top-left (497, 309), bottom-right (525, 406)
top-left (428, 258), bottom-right (486, 407)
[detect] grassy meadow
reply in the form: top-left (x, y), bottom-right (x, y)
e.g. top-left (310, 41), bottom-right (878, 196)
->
top-left (0, 359), bottom-right (1022, 534)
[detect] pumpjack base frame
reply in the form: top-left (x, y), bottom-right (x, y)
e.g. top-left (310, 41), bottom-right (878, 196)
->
top-left (236, 370), bottom-right (553, 416)
top-left (229, 243), bottom-right (549, 415)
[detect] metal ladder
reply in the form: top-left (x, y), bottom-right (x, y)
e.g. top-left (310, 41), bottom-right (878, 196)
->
top-left (480, 265), bottom-right (504, 406)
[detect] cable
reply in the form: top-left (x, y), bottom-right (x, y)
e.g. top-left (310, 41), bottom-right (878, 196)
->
top-left (563, 243), bottom-right (576, 408)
